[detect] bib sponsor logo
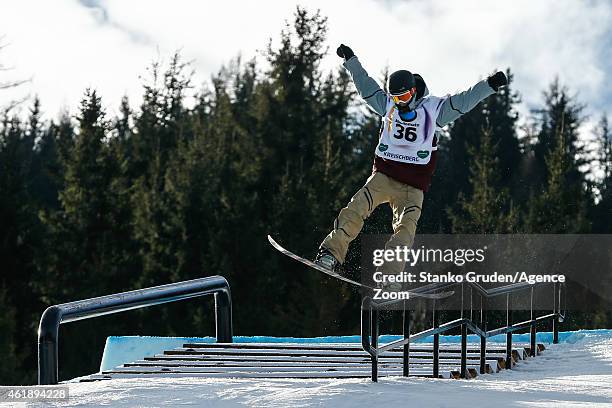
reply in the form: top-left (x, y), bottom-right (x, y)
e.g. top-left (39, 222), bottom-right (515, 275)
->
top-left (382, 151), bottom-right (419, 162)
top-left (378, 143), bottom-right (389, 152)
top-left (417, 150), bottom-right (429, 159)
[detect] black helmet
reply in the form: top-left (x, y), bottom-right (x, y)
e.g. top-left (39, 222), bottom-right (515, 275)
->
top-left (388, 70), bottom-right (416, 96)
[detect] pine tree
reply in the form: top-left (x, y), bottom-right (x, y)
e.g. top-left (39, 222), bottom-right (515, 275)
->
top-left (129, 53), bottom-right (192, 180)
top-left (526, 113), bottom-right (589, 232)
top-left (525, 79), bottom-right (590, 233)
top-left (0, 115), bottom-right (32, 384)
top-left (448, 125), bottom-right (518, 233)
top-left (28, 98), bottom-right (62, 211)
top-left (591, 115), bottom-right (611, 232)
top-left (530, 78), bottom-right (587, 193)
top-left (131, 54), bottom-right (193, 287)
top-left (0, 100), bottom-right (53, 384)
top-left (40, 89), bottom-right (135, 297)
top-left (0, 288), bottom-right (21, 384)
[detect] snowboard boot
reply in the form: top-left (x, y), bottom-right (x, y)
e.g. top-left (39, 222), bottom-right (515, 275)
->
top-left (314, 248), bottom-right (340, 273)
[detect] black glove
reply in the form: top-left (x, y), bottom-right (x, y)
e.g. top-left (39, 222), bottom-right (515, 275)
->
top-left (487, 71), bottom-right (508, 92)
top-left (336, 44), bottom-right (354, 60)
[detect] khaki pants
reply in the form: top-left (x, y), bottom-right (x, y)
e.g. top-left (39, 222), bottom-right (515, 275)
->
top-left (321, 172), bottom-right (423, 275)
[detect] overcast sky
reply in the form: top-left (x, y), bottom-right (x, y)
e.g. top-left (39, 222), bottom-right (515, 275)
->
top-left (1, 0), bottom-right (611, 131)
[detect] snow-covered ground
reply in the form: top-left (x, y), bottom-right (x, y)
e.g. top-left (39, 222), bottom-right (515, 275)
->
top-left (12, 330), bottom-right (612, 407)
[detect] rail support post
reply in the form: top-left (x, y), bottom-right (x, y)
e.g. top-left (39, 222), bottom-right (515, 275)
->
top-left (530, 322), bottom-right (537, 357)
top-left (553, 282), bottom-right (560, 344)
top-left (479, 335), bottom-right (486, 374)
top-left (480, 298), bottom-right (487, 374)
top-left (402, 305), bottom-right (410, 377)
top-left (214, 290), bottom-right (233, 343)
top-left (506, 331), bottom-right (513, 369)
top-left (460, 322), bottom-right (467, 378)
top-left (506, 294), bottom-right (513, 369)
top-left (371, 308), bottom-right (379, 382)
top-left (433, 302), bottom-right (440, 378)
top-left (38, 306), bottom-right (61, 385)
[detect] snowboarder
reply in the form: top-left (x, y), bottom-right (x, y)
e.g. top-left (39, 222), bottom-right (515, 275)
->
top-left (314, 44), bottom-right (508, 284)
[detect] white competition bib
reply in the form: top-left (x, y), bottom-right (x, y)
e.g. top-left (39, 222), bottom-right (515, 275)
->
top-left (375, 96), bottom-right (445, 165)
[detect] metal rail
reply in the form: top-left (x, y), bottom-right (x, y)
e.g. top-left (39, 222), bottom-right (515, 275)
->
top-left (361, 280), bottom-right (565, 381)
top-left (38, 276), bottom-right (232, 385)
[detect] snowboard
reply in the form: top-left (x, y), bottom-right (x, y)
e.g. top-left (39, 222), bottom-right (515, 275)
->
top-left (267, 235), bottom-right (454, 301)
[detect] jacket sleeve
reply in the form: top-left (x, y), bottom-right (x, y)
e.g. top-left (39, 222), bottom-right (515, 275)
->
top-left (343, 56), bottom-right (387, 116)
top-left (436, 79), bottom-right (496, 127)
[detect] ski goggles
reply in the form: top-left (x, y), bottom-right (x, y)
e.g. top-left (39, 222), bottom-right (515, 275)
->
top-left (391, 87), bottom-right (417, 105)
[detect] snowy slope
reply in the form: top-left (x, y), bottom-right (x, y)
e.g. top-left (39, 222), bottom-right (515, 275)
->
top-left (16, 330), bottom-right (612, 407)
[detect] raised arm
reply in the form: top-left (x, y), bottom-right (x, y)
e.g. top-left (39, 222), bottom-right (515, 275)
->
top-left (436, 72), bottom-right (508, 127)
top-left (337, 44), bottom-right (387, 116)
